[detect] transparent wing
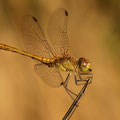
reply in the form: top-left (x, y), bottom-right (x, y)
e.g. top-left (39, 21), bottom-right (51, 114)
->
top-left (22, 15), bottom-right (56, 58)
top-left (47, 8), bottom-right (69, 57)
top-left (34, 64), bottom-right (63, 87)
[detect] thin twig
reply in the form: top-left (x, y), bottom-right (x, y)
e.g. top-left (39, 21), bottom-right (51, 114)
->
top-left (62, 77), bottom-right (91, 120)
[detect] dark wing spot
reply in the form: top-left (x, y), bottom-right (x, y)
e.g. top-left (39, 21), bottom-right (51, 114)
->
top-left (61, 82), bottom-right (64, 85)
top-left (32, 16), bottom-right (38, 22)
top-left (65, 10), bottom-right (68, 16)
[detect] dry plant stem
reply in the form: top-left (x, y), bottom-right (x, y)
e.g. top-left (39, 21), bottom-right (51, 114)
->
top-left (62, 79), bottom-right (90, 120)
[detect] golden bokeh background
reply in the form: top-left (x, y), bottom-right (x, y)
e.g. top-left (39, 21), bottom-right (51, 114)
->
top-left (0, 0), bottom-right (120, 120)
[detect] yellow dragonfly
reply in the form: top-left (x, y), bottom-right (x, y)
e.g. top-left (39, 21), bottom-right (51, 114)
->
top-left (0, 8), bottom-right (93, 98)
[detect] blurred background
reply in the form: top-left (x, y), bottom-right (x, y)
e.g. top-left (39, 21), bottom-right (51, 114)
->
top-left (0, 0), bottom-right (120, 120)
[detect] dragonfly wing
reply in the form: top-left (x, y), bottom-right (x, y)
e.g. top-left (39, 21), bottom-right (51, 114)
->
top-left (34, 64), bottom-right (63, 87)
top-left (47, 8), bottom-right (69, 57)
top-left (22, 15), bottom-right (56, 58)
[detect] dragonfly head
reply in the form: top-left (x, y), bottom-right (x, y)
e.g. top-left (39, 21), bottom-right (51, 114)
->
top-left (78, 57), bottom-right (92, 72)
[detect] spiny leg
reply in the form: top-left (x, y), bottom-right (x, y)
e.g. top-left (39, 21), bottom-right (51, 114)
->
top-left (74, 72), bottom-right (93, 85)
top-left (79, 73), bottom-right (93, 84)
top-left (63, 73), bottom-right (77, 100)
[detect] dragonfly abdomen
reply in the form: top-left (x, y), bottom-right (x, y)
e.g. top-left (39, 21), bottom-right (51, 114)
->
top-left (40, 57), bottom-right (55, 64)
top-left (0, 43), bottom-right (55, 63)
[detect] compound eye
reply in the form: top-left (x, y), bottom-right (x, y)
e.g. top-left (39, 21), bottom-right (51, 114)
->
top-left (87, 63), bottom-right (90, 67)
top-left (83, 62), bottom-right (86, 67)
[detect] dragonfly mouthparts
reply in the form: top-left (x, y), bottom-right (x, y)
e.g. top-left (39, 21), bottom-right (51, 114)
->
top-left (89, 68), bottom-right (92, 72)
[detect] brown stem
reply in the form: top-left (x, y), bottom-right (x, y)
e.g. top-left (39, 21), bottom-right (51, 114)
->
top-left (62, 78), bottom-right (91, 120)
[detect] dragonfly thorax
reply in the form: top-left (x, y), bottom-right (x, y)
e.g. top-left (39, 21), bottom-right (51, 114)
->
top-left (55, 57), bottom-right (77, 72)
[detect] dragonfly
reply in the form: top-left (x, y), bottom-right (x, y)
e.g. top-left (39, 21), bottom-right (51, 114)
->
top-left (0, 8), bottom-right (93, 98)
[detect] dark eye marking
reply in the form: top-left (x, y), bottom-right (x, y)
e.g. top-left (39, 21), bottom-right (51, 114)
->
top-left (32, 16), bottom-right (38, 22)
top-left (65, 10), bottom-right (68, 16)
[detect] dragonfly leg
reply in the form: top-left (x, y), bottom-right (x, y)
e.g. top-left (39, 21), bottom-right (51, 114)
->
top-left (63, 73), bottom-right (77, 100)
top-left (74, 73), bottom-right (93, 85)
